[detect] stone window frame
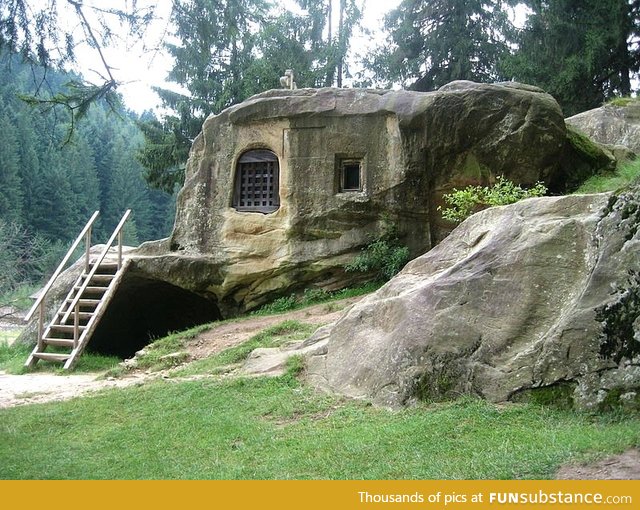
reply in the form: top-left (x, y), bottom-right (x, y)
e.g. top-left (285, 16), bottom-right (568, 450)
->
top-left (232, 149), bottom-right (280, 214)
top-left (336, 155), bottom-right (365, 193)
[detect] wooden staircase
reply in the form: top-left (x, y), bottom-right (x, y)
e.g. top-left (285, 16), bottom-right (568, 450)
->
top-left (25, 210), bottom-right (131, 370)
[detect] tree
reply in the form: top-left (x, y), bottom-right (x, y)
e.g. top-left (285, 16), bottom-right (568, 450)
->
top-left (0, 0), bottom-right (154, 130)
top-left (365, 0), bottom-right (511, 90)
top-left (0, 106), bottom-right (22, 223)
top-left (139, 0), bottom-right (363, 193)
top-left (502, 0), bottom-right (640, 116)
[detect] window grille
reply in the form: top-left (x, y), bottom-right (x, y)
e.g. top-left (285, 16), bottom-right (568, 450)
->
top-left (233, 150), bottom-right (280, 213)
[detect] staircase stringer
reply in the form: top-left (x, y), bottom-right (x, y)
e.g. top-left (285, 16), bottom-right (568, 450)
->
top-left (24, 276), bottom-right (83, 368)
top-left (63, 259), bottom-right (131, 370)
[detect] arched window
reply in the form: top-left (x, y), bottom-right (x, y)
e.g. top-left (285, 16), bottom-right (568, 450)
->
top-left (232, 150), bottom-right (280, 213)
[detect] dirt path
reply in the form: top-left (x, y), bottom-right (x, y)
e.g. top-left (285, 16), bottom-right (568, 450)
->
top-left (555, 449), bottom-right (640, 480)
top-left (0, 297), bottom-right (362, 409)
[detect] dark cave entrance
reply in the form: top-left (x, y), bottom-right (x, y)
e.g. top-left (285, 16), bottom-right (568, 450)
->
top-left (87, 275), bottom-right (222, 359)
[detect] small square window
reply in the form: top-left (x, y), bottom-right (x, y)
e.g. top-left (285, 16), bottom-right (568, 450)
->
top-left (340, 159), bottom-right (362, 192)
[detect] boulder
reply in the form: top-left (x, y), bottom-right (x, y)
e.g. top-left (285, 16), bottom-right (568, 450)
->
top-left (306, 185), bottom-right (640, 411)
top-left (138, 83), bottom-right (577, 314)
top-left (566, 100), bottom-right (640, 154)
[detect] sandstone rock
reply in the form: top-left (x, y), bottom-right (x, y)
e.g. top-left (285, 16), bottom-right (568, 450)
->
top-left (141, 83), bottom-right (578, 314)
top-left (566, 100), bottom-right (640, 153)
top-left (306, 185), bottom-right (640, 411)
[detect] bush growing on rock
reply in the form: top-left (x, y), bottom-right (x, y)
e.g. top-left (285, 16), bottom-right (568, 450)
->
top-left (439, 176), bottom-right (548, 223)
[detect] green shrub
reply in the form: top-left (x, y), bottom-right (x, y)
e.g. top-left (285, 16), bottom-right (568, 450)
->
top-left (345, 216), bottom-right (410, 282)
top-left (257, 294), bottom-right (298, 314)
top-left (300, 288), bottom-right (330, 305)
top-left (606, 97), bottom-right (640, 107)
top-left (345, 239), bottom-right (409, 281)
top-left (439, 176), bottom-right (548, 223)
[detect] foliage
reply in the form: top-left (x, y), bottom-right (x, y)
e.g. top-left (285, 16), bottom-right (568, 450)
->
top-left (607, 96), bottom-right (640, 108)
top-left (575, 158), bottom-right (640, 194)
top-left (257, 294), bottom-right (299, 314)
top-left (345, 219), bottom-right (410, 281)
top-left (0, 220), bottom-right (65, 292)
top-left (0, 55), bottom-right (176, 291)
top-left (138, 0), bottom-right (363, 191)
top-left (0, 341), bottom-right (31, 373)
top-left (345, 239), bottom-right (410, 281)
top-left (253, 281), bottom-right (382, 315)
top-left (1, 381), bottom-right (639, 479)
top-left (0, 0), bottom-right (154, 131)
top-left (501, 0), bottom-right (640, 116)
top-left (0, 283), bottom-right (39, 312)
top-left (439, 176), bottom-right (548, 223)
top-left (363, 0), bottom-right (511, 90)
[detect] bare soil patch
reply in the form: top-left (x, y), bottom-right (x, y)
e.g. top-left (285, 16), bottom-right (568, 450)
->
top-left (0, 370), bottom-right (145, 409)
top-left (0, 297), bottom-right (362, 409)
top-left (556, 449), bottom-right (640, 480)
top-left (185, 297), bottom-right (360, 361)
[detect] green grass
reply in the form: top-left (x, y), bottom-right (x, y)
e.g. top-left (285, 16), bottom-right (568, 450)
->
top-left (0, 375), bottom-right (638, 480)
top-left (0, 341), bottom-right (31, 373)
top-left (0, 329), bottom-right (22, 348)
top-left (606, 96), bottom-right (640, 108)
top-left (0, 342), bottom-right (121, 375)
top-left (171, 320), bottom-right (317, 377)
top-left (253, 282), bottom-right (382, 315)
top-left (575, 157), bottom-right (640, 193)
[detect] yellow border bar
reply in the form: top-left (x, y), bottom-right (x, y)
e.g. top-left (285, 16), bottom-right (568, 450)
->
top-left (2, 480), bottom-right (639, 510)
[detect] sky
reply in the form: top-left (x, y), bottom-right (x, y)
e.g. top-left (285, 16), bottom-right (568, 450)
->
top-left (74, 0), bottom-right (403, 114)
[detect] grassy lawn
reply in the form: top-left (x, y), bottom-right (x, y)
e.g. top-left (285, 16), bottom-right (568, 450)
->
top-left (1, 371), bottom-right (639, 480)
top-left (0, 341), bottom-right (121, 374)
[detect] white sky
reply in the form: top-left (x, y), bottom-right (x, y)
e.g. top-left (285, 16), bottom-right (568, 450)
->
top-left (75, 0), bottom-right (402, 114)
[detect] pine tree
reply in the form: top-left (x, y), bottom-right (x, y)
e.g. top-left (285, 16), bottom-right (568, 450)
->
top-left (502, 0), bottom-right (640, 115)
top-left (0, 106), bottom-right (23, 223)
top-left (138, 0), bottom-right (363, 193)
top-left (366, 0), bottom-right (511, 90)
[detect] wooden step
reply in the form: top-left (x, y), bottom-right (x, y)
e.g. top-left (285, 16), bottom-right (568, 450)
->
top-left (73, 285), bottom-right (108, 293)
top-left (43, 338), bottom-right (76, 347)
top-left (57, 311), bottom-right (94, 320)
top-left (50, 324), bottom-right (86, 334)
top-left (66, 298), bottom-right (101, 307)
top-left (82, 273), bottom-right (115, 283)
top-left (32, 352), bottom-right (71, 362)
top-left (96, 262), bottom-right (119, 272)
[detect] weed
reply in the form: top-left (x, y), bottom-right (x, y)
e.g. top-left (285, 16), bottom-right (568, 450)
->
top-left (345, 217), bottom-right (410, 281)
top-left (0, 342), bottom-right (31, 373)
top-left (253, 282), bottom-right (381, 316)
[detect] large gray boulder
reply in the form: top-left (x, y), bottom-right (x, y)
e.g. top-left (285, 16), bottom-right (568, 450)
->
top-left (566, 101), bottom-right (640, 154)
top-left (306, 185), bottom-right (640, 411)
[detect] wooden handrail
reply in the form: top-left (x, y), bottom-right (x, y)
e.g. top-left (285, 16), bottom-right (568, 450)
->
top-left (61, 209), bottom-right (131, 324)
top-left (25, 211), bottom-right (100, 322)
